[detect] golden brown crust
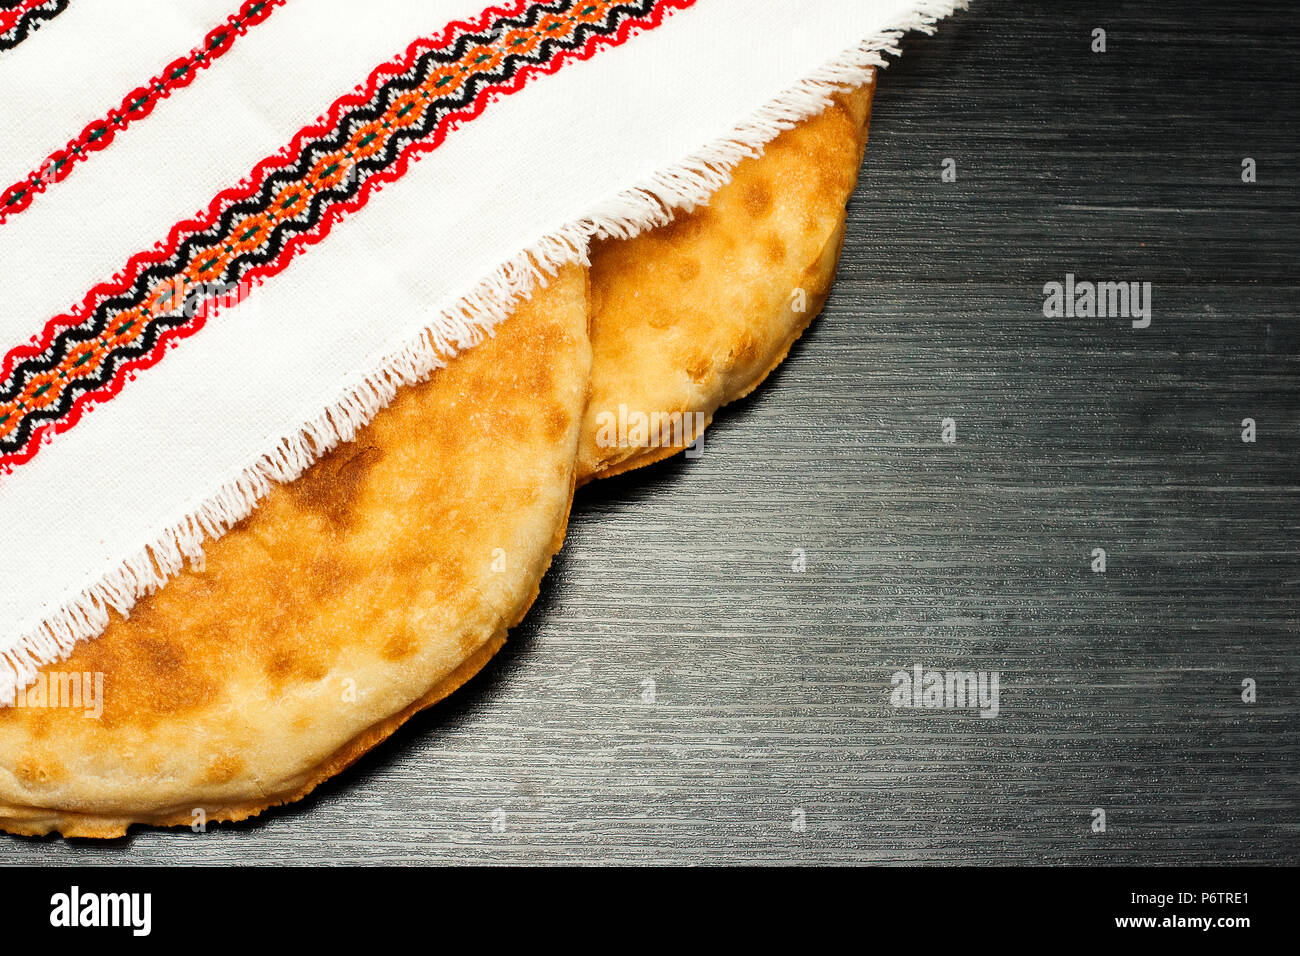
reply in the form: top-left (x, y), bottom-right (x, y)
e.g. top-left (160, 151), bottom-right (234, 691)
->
top-left (577, 79), bottom-right (875, 484)
top-left (0, 81), bottom-right (876, 838)
top-left (0, 634), bottom-right (508, 839)
top-left (0, 265), bottom-right (592, 838)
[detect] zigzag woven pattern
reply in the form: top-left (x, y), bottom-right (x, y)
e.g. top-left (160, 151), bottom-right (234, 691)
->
top-left (0, 0), bottom-right (687, 473)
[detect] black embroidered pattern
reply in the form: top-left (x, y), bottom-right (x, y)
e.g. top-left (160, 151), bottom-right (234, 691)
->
top-left (0, 0), bottom-right (681, 468)
top-left (0, 1), bottom-right (71, 54)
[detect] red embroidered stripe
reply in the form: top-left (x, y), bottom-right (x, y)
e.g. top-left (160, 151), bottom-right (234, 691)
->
top-left (0, 0), bottom-right (69, 52)
top-left (0, 0), bottom-right (692, 475)
top-left (0, 1), bottom-right (43, 32)
top-left (0, 0), bottom-right (285, 224)
top-left (0, 0), bottom-right (58, 34)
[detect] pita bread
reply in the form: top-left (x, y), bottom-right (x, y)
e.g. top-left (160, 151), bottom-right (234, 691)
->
top-left (0, 264), bottom-right (591, 838)
top-left (0, 82), bottom-right (871, 838)
top-left (577, 80), bottom-right (874, 482)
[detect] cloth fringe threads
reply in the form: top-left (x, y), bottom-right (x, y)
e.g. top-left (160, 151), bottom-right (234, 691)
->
top-left (0, 0), bottom-right (967, 703)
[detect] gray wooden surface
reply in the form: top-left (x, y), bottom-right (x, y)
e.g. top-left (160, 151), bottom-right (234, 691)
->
top-left (4, 0), bottom-right (1297, 865)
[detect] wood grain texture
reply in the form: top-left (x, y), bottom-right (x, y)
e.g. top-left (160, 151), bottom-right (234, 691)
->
top-left (2, 0), bottom-right (1296, 865)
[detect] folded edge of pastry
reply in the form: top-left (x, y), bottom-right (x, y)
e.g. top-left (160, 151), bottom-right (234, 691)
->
top-left (0, 265), bottom-right (592, 838)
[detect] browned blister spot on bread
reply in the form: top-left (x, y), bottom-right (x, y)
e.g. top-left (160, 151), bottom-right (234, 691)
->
top-left (13, 750), bottom-right (65, 788)
top-left (66, 626), bottom-right (220, 730)
top-left (285, 441), bottom-right (386, 529)
top-left (763, 234), bottom-right (788, 265)
top-left (742, 181), bottom-right (774, 219)
top-left (203, 752), bottom-right (244, 786)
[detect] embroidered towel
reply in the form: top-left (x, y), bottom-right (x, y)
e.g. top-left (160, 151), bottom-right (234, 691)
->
top-left (0, 0), bottom-right (966, 701)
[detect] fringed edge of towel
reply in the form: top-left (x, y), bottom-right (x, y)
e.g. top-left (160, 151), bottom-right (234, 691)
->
top-left (1, 0), bottom-right (967, 704)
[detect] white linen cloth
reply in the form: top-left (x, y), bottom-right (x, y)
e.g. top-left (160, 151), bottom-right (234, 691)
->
top-left (0, 0), bottom-right (965, 701)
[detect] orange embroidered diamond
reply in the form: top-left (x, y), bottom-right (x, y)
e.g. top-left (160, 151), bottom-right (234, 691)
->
top-left (500, 27), bottom-right (541, 57)
top-left (572, 2), bottom-right (614, 26)
top-left (18, 370), bottom-right (63, 413)
top-left (228, 214), bottom-right (270, 256)
top-left (143, 278), bottom-right (187, 318)
top-left (382, 92), bottom-right (427, 132)
top-left (62, 339), bottom-right (105, 380)
top-left (270, 182), bottom-right (312, 220)
top-left (308, 152), bottom-right (352, 191)
top-left (347, 120), bottom-right (388, 160)
top-left (426, 63), bottom-right (467, 97)
top-left (537, 14), bottom-right (569, 35)
top-left (184, 244), bottom-right (232, 284)
top-left (461, 44), bottom-right (505, 77)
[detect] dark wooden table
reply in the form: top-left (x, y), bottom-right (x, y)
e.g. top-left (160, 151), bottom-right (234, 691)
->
top-left (6, 0), bottom-right (1297, 865)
